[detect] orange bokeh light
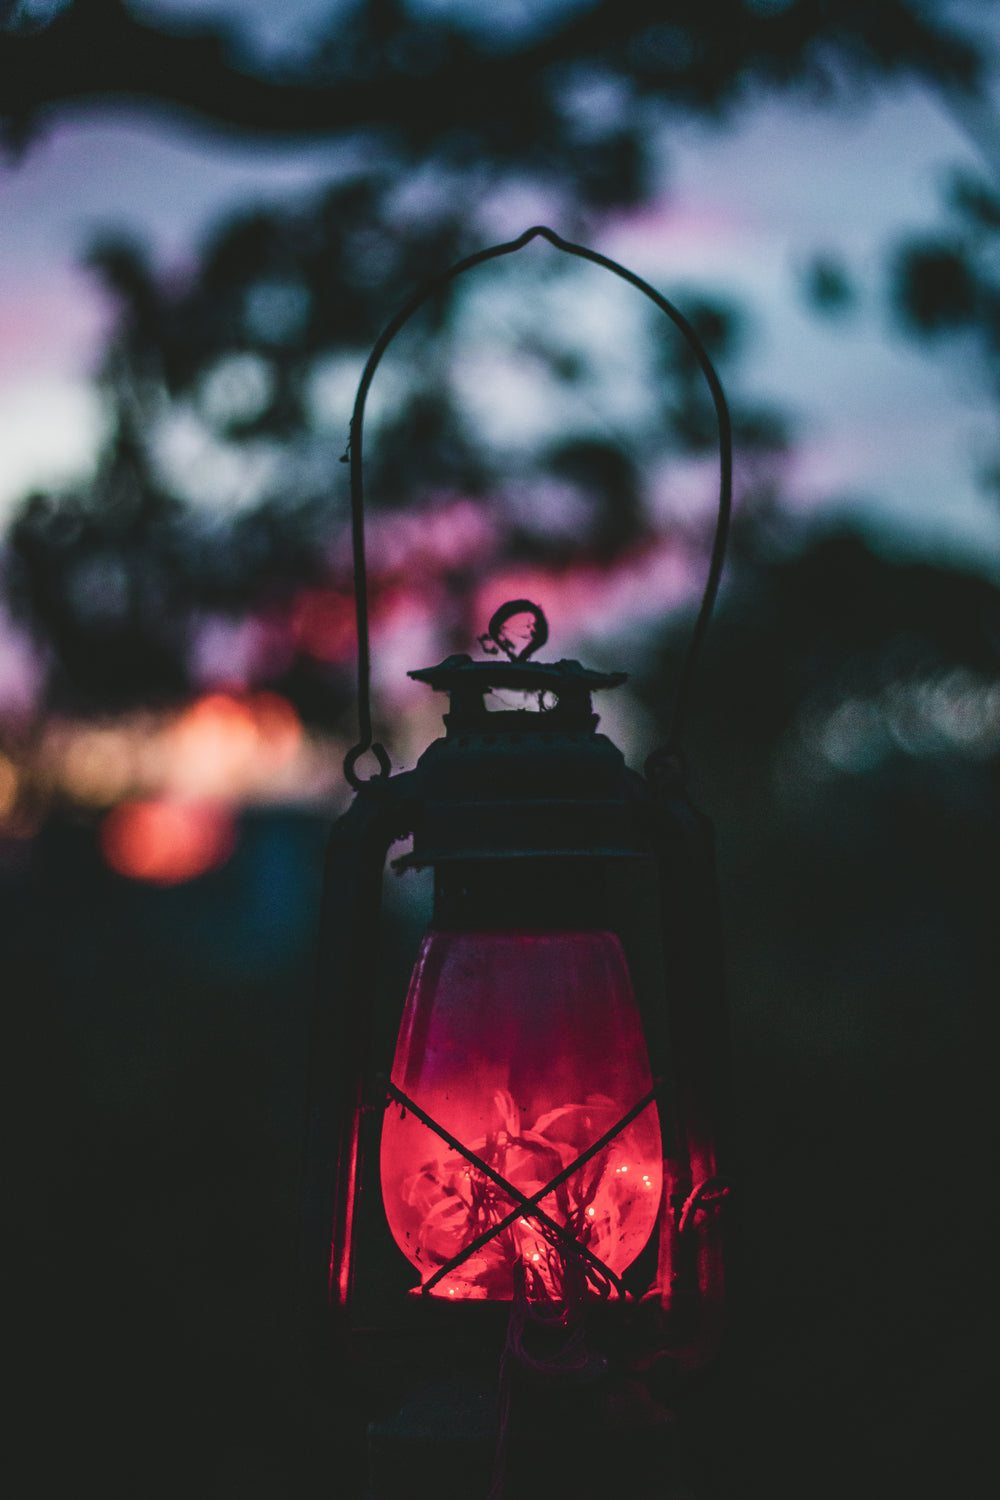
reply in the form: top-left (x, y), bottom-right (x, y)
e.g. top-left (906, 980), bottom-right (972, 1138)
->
top-left (101, 798), bottom-right (237, 885)
top-left (245, 690), bottom-right (303, 769)
top-left (0, 753), bottom-right (19, 820)
top-left (164, 690), bottom-right (303, 798)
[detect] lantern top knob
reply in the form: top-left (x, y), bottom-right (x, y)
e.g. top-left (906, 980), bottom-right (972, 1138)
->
top-left (480, 598), bottom-right (549, 661)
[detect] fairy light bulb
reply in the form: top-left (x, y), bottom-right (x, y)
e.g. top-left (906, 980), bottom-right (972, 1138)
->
top-left (380, 927), bottom-right (662, 1300)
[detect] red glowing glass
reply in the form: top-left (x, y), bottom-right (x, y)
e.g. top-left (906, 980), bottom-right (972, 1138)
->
top-left (380, 928), bottom-right (662, 1301)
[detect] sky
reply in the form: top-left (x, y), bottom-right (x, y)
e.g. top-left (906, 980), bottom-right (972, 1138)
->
top-left (1, 2), bottom-right (999, 574)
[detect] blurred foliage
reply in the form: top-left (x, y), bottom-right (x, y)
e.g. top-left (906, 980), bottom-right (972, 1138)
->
top-left (3, 165), bottom-right (789, 718)
top-left (0, 0), bottom-right (993, 719)
top-left (890, 166), bottom-right (1000, 499)
top-left (799, 251), bottom-right (857, 317)
top-left (0, 0), bottom-right (985, 166)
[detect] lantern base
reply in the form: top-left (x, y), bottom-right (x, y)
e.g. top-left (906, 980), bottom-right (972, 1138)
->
top-left (366, 1368), bottom-right (689, 1500)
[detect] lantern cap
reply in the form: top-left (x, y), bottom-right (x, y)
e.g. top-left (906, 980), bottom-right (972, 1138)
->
top-left (409, 653), bottom-right (625, 737)
top-left (409, 653), bottom-right (626, 693)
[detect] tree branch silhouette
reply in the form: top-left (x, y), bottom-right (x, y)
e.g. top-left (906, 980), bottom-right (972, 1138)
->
top-left (1, 0), bottom-right (985, 160)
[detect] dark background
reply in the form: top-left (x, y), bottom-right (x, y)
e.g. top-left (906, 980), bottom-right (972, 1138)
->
top-left (1, 4), bottom-right (995, 1496)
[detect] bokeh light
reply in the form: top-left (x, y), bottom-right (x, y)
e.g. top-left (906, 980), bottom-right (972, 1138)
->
top-left (0, 752), bottom-right (19, 821)
top-left (162, 690), bottom-right (303, 799)
top-left (101, 797), bottom-right (236, 885)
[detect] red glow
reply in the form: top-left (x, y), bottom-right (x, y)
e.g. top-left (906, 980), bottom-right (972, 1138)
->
top-left (290, 589), bottom-right (356, 663)
top-left (381, 930), bottom-right (661, 1300)
top-left (101, 798), bottom-right (236, 885)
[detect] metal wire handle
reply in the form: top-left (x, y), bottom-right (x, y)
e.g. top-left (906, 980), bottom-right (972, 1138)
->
top-left (343, 224), bottom-right (733, 789)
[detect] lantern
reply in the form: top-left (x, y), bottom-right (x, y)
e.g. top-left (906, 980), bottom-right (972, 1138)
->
top-left (300, 228), bottom-right (733, 1492)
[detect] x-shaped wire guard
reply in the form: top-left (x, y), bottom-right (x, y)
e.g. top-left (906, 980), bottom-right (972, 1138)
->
top-left (384, 1079), bottom-right (660, 1298)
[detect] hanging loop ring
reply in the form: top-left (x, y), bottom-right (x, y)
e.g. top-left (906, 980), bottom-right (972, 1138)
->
top-left (482, 599), bottom-right (549, 662)
top-left (343, 740), bottom-right (391, 790)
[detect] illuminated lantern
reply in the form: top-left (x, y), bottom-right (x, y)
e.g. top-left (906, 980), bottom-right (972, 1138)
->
top-left (300, 228), bottom-right (733, 1481)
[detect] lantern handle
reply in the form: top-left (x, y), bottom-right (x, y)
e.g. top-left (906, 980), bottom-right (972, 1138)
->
top-left (343, 224), bottom-right (732, 788)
